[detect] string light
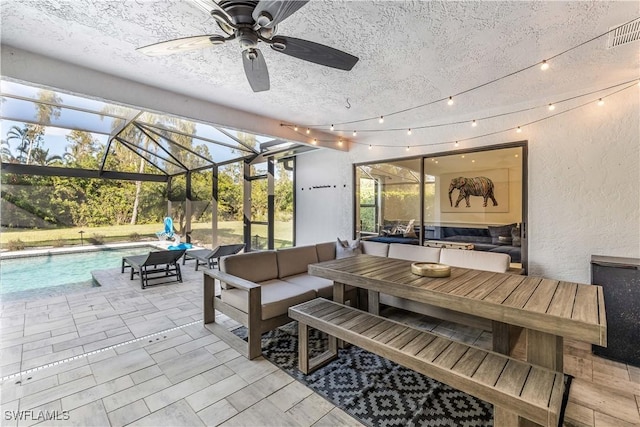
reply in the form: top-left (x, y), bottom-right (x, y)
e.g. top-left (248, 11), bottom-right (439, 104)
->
top-left (379, 116), bottom-right (384, 124)
top-left (343, 80), bottom-right (637, 151)
top-left (407, 129), bottom-right (412, 135)
top-left (306, 128), bottom-right (310, 134)
top-left (597, 98), bottom-right (604, 106)
top-left (368, 144), bottom-right (372, 150)
top-left (548, 103), bottom-right (556, 111)
top-left (289, 18), bottom-right (637, 130)
top-left (338, 139), bottom-right (343, 146)
top-left (406, 146), bottom-right (410, 151)
top-left (312, 138), bottom-right (318, 144)
top-left (330, 124), bottom-right (334, 131)
top-left (471, 120), bottom-right (477, 127)
top-left (353, 130), bottom-right (357, 136)
top-left (454, 141), bottom-right (459, 147)
top-left (293, 125), bottom-right (298, 131)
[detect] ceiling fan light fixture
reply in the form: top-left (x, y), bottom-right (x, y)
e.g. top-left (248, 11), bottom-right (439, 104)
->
top-left (256, 11), bottom-right (273, 27)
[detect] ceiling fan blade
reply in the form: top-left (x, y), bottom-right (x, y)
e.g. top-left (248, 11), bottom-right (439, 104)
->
top-left (190, 0), bottom-right (233, 22)
top-left (242, 49), bottom-right (270, 92)
top-left (271, 36), bottom-right (359, 71)
top-left (137, 35), bottom-right (227, 56)
top-left (252, 1), bottom-right (309, 28)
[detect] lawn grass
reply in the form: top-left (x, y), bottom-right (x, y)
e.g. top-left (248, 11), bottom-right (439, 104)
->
top-left (1, 220), bottom-right (294, 250)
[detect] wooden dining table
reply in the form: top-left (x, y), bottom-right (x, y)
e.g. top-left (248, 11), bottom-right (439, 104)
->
top-left (309, 254), bottom-right (607, 373)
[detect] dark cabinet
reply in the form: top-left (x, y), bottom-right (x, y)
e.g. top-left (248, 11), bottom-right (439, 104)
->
top-left (591, 255), bottom-right (640, 367)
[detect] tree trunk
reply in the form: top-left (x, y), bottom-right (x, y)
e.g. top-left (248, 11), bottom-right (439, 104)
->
top-left (130, 157), bottom-right (145, 225)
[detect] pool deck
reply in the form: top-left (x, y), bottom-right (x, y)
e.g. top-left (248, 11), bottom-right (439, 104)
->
top-left (1, 261), bottom-right (639, 426)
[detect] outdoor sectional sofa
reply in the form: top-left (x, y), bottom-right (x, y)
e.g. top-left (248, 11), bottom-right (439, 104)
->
top-left (367, 224), bottom-right (522, 263)
top-left (203, 240), bottom-right (518, 359)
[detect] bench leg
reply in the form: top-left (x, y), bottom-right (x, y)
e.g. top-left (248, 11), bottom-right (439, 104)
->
top-left (494, 407), bottom-right (519, 427)
top-left (298, 321), bottom-right (337, 375)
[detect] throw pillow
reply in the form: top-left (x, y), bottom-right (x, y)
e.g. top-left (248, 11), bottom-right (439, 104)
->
top-left (403, 227), bottom-right (417, 238)
top-left (511, 226), bottom-right (521, 247)
top-left (336, 238), bottom-right (362, 259)
top-left (487, 223), bottom-right (517, 245)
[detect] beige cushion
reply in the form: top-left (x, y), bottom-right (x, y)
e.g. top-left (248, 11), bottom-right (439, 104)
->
top-left (361, 241), bottom-right (389, 257)
top-left (439, 248), bottom-right (510, 273)
top-left (277, 245), bottom-right (319, 278)
top-left (388, 244), bottom-right (441, 263)
top-left (221, 251), bottom-right (278, 283)
top-left (315, 242), bottom-right (336, 262)
top-left (221, 279), bottom-right (315, 320)
top-left (282, 274), bottom-right (334, 299)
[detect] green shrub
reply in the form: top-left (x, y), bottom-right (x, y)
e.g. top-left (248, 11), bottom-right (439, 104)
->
top-left (7, 239), bottom-right (26, 251)
top-left (129, 232), bottom-right (141, 241)
top-left (87, 233), bottom-right (105, 245)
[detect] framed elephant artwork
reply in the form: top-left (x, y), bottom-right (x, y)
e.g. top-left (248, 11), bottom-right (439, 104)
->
top-left (440, 168), bottom-right (509, 213)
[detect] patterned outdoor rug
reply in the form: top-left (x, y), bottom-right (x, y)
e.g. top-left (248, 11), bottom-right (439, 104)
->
top-left (233, 322), bottom-right (494, 426)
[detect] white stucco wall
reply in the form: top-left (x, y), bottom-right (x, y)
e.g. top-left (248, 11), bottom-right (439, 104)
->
top-left (296, 88), bottom-right (640, 283)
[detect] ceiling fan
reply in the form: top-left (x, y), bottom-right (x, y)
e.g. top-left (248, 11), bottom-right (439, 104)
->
top-left (137, 0), bottom-right (359, 92)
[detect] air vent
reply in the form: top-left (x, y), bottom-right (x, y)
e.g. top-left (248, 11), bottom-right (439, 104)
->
top-left (607, 18), bottom-right (640, 49)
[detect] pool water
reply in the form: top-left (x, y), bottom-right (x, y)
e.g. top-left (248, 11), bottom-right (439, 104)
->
top-left (0, 246), bottom-right (154, 295)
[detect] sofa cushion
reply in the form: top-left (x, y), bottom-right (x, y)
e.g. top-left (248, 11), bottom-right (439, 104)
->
top-left (221, 279), bottom-right (316, 320)
top-left (388, 244), bottom-right (441, 263)
top-left (488, 223), bottom-right (517, 245)
top-left (439, 248), bottom-right (510, 273)
top-left (277, 245), bottom-right (319, 278)
top-left (316, 242), bottom-right (336, 262)
top-left (511, 226), bottom-right (521, 247)
top-left (336, 238), bottom-right (362, 258)
top-left (221, 251), bottom-right (278, 283)
top-left (282, 273), bottom-right (334, 299)
top-left (361, 240), bottom-right (390, 257)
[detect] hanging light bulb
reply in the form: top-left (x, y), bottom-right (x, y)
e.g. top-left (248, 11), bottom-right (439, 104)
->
top-left (368, 144), bottom-right (372, 150)
top-left (338, 139), bottom-right (343, 146)
top-left (330, 124), bottom-right (334, 131)
top-left (471, 120), bottom-right (477, 127)
top-left (447, 96), bottom-right (454, 106)
top-left (540, 60), bottom-right (549, 70)
top-left (548, 103), bottom-right (556, 111)
top-left (516, 126), bottom-right (522, 133)
top-left (406, 146), bottom-right (410, 151)
top-left (407, 129), bottom-right (412, 135)
top-left (454, 141), bottom-right (459, 147)
top-left (306, 128), bottom-right (310, 134)
top-left (293, 125), bottom-right (298, 131)
top-left (379, 116), bottom-right (384, 124)
top-left (597, 98), bottom-right (604, 106)
top-left (312, 138), bottom-right (317, 145)
top-left (353, 130), bottom-right (357, 136)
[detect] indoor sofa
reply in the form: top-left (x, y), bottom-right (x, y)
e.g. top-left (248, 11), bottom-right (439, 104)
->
top-left (203, 240), bottom-right (517, 359)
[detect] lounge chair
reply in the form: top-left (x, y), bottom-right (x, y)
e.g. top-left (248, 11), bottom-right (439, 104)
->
top-left (121, 249), bottom-right (186, 289)
top-left (155, 217), bottom-right (175, 241)
top-left (182, 244), bottom-right (245, 271)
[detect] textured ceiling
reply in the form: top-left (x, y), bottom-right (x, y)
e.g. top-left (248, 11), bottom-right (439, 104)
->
top-left (1, 1), bottom-right (638, 146)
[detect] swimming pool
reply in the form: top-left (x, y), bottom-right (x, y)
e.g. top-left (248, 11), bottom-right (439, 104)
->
top-left (0, 246), bottom-right (155, 296)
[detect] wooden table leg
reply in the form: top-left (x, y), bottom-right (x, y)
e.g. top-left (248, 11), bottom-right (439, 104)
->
top-left (527, 329), bottom-right (563, 372)
top-left (333, 281), bottom-right (346, 348)
top-left (368, 290), bottom-right (380, 316)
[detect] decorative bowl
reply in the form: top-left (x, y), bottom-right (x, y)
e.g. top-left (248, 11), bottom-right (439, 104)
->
top-left (411, 262), bottom-right (451, 278)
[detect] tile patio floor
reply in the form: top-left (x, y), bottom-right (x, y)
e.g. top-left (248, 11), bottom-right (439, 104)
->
top-left (1, 261), bottom-right (638, 426)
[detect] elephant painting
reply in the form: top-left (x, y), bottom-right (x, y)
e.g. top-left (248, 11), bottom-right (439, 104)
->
top-left (448, 176), bottom-right (498, 208)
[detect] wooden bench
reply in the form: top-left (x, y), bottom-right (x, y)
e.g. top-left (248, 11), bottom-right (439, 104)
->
top-left (289, 298), bottom-right (566, 427)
